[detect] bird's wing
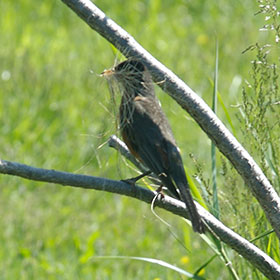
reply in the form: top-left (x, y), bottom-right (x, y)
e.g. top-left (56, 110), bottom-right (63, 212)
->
top-left (127, 96), bottom-right (181, 198)
top-left (126, 96), bottom-right (169, 172)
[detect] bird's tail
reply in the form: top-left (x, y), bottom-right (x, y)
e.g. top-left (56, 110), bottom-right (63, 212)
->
top-left (177, 183), bottom-right (205, 234)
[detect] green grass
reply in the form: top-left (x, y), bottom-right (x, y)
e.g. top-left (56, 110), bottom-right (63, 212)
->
top-left (1, 0), bottom-right (279, 279)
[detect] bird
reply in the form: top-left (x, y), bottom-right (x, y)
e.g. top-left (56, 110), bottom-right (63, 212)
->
top-left (102, 59), bottom-right (205, 233)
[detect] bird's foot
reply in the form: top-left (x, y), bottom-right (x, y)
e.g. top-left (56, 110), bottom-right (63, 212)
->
top-left (154, 185), bottom-right (165, 200)
top-left (121, 170), bottom-right (151, 185)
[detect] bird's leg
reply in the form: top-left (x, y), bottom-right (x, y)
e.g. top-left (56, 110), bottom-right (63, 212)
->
top-left (121, 170), bottom-right (152, 185)
top-left (154, 185), bottom-right (165, 200)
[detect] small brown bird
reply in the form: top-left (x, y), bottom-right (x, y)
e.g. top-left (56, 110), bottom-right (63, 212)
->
top-left (102, 59), bottom-right (205, 233)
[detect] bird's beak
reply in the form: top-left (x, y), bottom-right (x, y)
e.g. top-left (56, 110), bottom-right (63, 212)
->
top-left (100, 69), bottom-right (114, 77)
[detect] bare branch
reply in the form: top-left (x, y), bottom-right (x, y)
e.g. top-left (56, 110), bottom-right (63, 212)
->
top-left (108, 135), bottom-right (147, 173)
top-left (60, 0), bottom-right (280, 239)
top-left (108, 135), bottom-right (161, 185)
top-left (0, 158), bottom-right (279, 279)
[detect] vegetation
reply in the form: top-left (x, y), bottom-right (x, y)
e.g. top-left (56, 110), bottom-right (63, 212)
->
top-left (0, 0), bottom-right (279, 278)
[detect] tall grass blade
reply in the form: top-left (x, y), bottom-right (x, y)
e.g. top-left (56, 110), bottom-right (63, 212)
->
top-left (211, 39), bottom-right (219, 219)
top-left (91, 256), bottom-right (205, 279)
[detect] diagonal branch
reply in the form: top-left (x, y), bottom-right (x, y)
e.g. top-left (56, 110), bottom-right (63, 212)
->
top-left (108, 135), bottom-right (161, 185)
top-left (0, 159), bottom-right (279, 279)
top-left (60, 0), bottom-right (280, 239)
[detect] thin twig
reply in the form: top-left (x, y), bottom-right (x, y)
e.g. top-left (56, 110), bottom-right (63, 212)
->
top-left (108, 135), bottom-right (147, 173)
top-left (108, 135), bottom-right (161, 185)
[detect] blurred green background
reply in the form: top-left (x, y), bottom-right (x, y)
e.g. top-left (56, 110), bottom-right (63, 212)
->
top-left (0, 0), bottom-right (278, 279)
